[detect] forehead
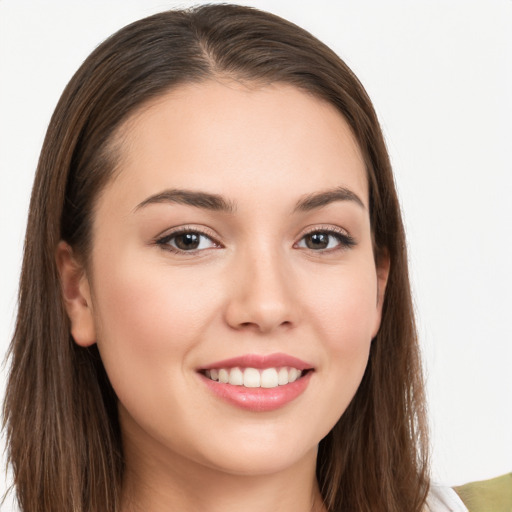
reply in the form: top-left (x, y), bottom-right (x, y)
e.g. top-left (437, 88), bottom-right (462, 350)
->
top-left (106, 80), bottom-right (368, 209)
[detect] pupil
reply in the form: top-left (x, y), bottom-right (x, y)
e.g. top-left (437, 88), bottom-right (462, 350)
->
top-left (306, 233), bottom-right (329, 249)
top-left (176, 233), bottom-right (200, 250)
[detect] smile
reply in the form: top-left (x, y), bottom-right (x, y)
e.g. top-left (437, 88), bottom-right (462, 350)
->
top-left (204, 367), bottom-right (304, 388)
top-left (199, 353), bottom-right (314, 412)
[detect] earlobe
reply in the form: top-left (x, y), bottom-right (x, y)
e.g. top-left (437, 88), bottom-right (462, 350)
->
top-left (55, 241), bottom-right (97, 347)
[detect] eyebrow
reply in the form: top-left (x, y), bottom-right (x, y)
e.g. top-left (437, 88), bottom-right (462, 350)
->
top-left (134, 189), bottom-right (236, 213)
top-left (134, 185), bottom-right (365, 214)
top-left (293, 186), bottom-right (366, 212)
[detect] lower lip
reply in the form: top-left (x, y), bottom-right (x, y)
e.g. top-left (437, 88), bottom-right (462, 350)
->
top-left (200, 372), bottom-right (313, 412)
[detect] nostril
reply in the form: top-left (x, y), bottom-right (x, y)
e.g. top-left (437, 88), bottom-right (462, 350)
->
top-left (236, 319), bottom-right (293, 332)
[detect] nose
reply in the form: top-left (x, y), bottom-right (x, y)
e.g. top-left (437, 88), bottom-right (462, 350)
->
top-left (224, 247), bottom-right (299, 334)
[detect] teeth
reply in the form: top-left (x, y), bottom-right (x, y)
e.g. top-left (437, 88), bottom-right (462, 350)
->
top-left (228, 367), bottom-right (244, 386)
top-left (278, 367), bottom-right (289, 385)
top-left (261, 368), bottom-right (278, 388)
top-left (288, 368), bottom-right (300, 383)
top-left (205, 366), bottom-right (304, 388)
top-left (218, 369), bottom-right (229, 384)
top-left (243, 368), bottom-right (260, 388)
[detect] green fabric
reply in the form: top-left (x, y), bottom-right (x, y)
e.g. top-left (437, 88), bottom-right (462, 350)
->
top-left (454, 473), bottom-right (512, 512)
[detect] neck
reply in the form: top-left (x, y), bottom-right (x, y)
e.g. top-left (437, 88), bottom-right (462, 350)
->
top-left (122, 464), bottom-right (325, 512)
top-left (120, 420), bottom-right (326, 512)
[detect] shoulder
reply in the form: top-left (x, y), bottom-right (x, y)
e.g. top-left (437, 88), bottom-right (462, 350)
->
top-left (426, 473), bottom-right (512, 512)
top-left (453, 473), bottom-right (512, 512)
top-left (426, 484), bottom-right (469, 512)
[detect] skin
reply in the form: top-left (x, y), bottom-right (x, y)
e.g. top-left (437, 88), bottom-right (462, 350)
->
top-left (57, 80), bottom-right (389, 512)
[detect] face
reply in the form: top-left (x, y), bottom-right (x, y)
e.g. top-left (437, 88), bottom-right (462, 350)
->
top-left (61, 81), bottom-right (389, 478)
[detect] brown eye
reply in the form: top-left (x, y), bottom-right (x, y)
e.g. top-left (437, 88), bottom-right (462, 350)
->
top-left (297, 230), bottom-right (356, 251)
top-left (304, 232), bottom-right (331, 249)
top-left (157, 231), bottom-right (218, 252)
top-left (174, 233), bottom-right (201, 250)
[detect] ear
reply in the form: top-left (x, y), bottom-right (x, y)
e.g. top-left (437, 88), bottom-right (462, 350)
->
top-left (372, 248), bottom-right (390, 338)
top-left (56, 241), bottom-right (97, 347)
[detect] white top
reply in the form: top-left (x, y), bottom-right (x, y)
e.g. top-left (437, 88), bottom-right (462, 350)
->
top-left (426, 484), bottom-right (469, 512)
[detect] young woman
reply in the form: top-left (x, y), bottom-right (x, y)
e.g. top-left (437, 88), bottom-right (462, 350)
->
top-left (3, 4), bottom-right (438, 511)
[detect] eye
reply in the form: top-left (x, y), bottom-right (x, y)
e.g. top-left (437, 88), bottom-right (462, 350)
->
top-left (156, 229), bottom-right (220, 253)
top-left (296, 229), bottom-right (355, 251)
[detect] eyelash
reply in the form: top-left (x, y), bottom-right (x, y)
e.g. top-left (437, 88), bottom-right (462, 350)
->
top-left (295, 226), bottom-right (356, 252)
top-left (155, 226), bottom-right (356, 254)
top-left (155, 226), bottom-right (221, 254)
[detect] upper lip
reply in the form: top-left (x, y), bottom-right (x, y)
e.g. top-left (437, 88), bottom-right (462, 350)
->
top-left (198, 353), bottom-right (314, 371)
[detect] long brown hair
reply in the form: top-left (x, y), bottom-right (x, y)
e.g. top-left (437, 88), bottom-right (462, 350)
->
top-left (3, 5), bottom-right (429, 511)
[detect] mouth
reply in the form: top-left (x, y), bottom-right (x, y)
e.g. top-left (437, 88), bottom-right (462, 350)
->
top-left (197, 353), bottom-right (314, 411)
top-left (201, 366), bottom-right (310, 388)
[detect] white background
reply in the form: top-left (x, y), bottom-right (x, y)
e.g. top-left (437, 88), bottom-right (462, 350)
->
top-left (1, 1), bottom-right (511, 508)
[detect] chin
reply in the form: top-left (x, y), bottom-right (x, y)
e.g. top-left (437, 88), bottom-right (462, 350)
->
top-left (200, 442), bottom-right (319, 477)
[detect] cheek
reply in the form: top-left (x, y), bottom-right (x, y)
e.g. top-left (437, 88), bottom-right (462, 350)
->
top-left (308, 263), bottom-right (379, 348)
top-left (89, 251), bottom-right (221, 391)
top-left (304, 263), bottom-right (378, 416)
